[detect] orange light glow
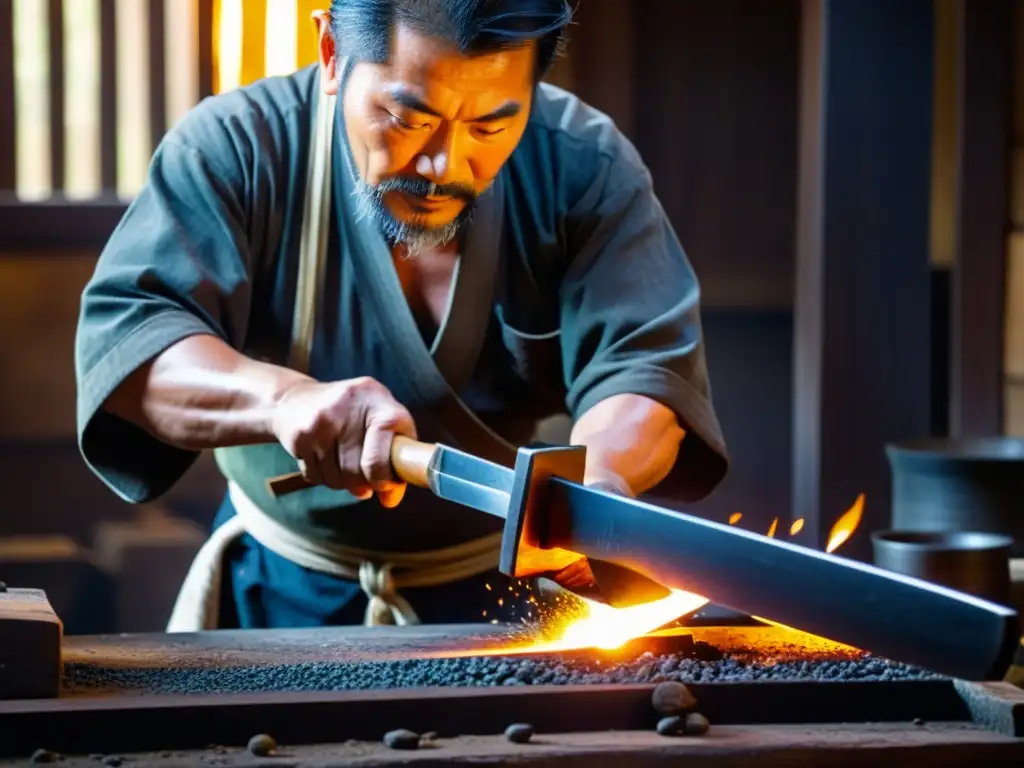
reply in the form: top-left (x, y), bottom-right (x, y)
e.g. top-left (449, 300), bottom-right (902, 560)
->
top-left (825, 493), bottom-right (865, 553)
top-left (471, 494), bottom-right (868, 657)
top-left (489, 589), bottom-right (710, 655)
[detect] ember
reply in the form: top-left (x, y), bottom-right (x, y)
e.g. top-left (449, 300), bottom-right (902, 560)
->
top-left (481, 493), bottom-right (869, 658)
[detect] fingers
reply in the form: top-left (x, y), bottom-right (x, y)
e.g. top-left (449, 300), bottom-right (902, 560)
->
top-left (278, 377), bottom-right (417, 506)
top-left (361, 399), bottom-right (416, 505)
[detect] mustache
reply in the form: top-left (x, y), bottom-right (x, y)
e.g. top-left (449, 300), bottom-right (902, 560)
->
top-left (374, 176), bottom-right (476, 203)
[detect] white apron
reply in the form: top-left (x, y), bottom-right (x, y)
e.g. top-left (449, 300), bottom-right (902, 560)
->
top-left (166, 85), bottom-right (502, 633)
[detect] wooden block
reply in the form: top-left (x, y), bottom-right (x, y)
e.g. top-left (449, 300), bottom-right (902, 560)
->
top-left (94, 514), bottom-right (206, 633)
top-left (0, 535), bottom-right (114, 635)
top-left (0, 588), bottom-right (62, 700)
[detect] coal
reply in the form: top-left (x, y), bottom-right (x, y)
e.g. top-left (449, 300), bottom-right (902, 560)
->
top-left (504, 723), bottom-right (534, 744)
top-left (383, 729), bottom-right (420, 750)
top-left (62, 646), bottom-right (945, 697)
top-left (101, 757), bottom-right (124, 767)
top-left (652, 681), bottom-right (697, 715)
top-left (30, 749), bottom-right (59, 764)
top-left (246, 734), bottom-right (277, 756)
top-left (656, 716), bottom-right (685, 736)
top-left (685, 712), bottom-right (710, 735)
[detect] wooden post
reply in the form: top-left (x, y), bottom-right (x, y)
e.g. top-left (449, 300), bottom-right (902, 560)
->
top-left (793, 0), bottom-right (934, 558)
top-left (949, 0), bottom-right (1013, 438)
top-left (0, 0), bottom-right (14, 192)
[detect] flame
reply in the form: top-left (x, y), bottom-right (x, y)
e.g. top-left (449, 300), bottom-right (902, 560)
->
top-left (487, 494), bottom-right (866, 657)
top-left (825, 493), bottom-right (864, 553)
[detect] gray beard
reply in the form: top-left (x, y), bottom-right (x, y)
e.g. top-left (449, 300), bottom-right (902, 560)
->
top-left (351, 179), bottom-right (474, 258)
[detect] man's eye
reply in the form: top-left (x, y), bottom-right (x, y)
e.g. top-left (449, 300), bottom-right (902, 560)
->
top-left (475, 125), bottom-right (506, 137)
top-left (386, 111), bottom-right (419, 130)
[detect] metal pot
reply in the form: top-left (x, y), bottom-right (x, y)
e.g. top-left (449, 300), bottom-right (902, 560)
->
top-left (886, 438), bottom-right (1024, 557)
top-left (871, 530), bottom-right (1013, 606)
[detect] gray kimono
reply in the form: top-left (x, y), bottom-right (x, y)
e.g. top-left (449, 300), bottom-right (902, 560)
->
top-left (75, 64), bottom-right (728, 554)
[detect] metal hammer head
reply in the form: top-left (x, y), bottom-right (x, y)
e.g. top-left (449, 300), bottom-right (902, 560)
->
top-left (500, 444), bottom-right (672, 608)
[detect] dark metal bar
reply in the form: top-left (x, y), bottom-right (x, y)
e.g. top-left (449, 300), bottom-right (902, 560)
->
top-left (949, 0), bottom-right (1013, 437)
top-left (98, 0), bottom-right (118, 193)
top-left (197, 0), bottom-right (214, 99)
top-left (0, 679), bottom-right (979, 757)
top-left (792, 0), bottom-right (934, 558)
top-left (47, 0), bottom-right (64, 192)
top-left (147, 0), bottom-right (166, 152)
top-left (549, 480), bottom-right (1020, 681)
top-left (0, 0), bottom-right (15, 191)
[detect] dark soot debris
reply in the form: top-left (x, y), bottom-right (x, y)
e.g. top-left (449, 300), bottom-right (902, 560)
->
top-left (504, 723), bottom-right (534, 744)
top-left (62, 645), bottom-right (943, 696)
top-left (656, 716), bottom-right (686, 736)
top-left (383, 730), bottom-right (421, 750)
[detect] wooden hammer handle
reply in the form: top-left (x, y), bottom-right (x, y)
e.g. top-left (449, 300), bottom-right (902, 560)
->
top-left (265, 435), bottom-right (438, 498)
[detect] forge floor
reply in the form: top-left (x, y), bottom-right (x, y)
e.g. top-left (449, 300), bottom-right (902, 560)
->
top-left (4, 617), bottom-right (1024, 764)
top-left (60, 620), bottom-right (943, 697)
top-left (7, 724), bottom-right (1024, 768)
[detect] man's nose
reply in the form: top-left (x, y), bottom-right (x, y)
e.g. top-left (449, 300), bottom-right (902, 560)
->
top-left (416, 124), bottom-right (469, 186)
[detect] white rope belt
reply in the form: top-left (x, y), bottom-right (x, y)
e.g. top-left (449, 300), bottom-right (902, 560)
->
top-left (228, 482), bottom-right (501, 626)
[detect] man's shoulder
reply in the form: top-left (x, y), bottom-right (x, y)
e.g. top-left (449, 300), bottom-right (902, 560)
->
top-left (163, 66), bottom-right (318, 167)
top-left (522, 83), bottom-right (647, 175)
top-left (512, 83), bottom-right (649, 208)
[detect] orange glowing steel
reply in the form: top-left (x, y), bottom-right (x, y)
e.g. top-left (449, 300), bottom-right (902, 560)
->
top-left (505, 589), bottom-right (710, 655)
top-left (473, 494), bottom-right (869, 658)
top-left (825, 493), bottom-right (865, 553)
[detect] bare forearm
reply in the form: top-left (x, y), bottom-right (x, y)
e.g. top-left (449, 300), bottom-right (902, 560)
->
top-left (102, 333), bottom-right (313, 450)
top-left (570, 394), bottom-right (685, 495)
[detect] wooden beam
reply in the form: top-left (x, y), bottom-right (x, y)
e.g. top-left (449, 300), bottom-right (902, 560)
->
top-left (197, 0), bottom-right (214, 99)
top-left (0, 199), bottom-right (127, 251)
top-left (98, 0), bottom-right (118, 193)
top-left (793, 0), bottom-right (934, 557)
top-left (148, 0), bottom-right (167, 150)
top-left (47, 0), bottom-right (64, 193)
top-left (949, 0), bottom-right (1013, 437)
top-left (0, 0), bottom-right (14, 191)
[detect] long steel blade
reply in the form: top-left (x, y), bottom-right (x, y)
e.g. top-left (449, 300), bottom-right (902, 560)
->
top-left (426, 446), bottom-right (514, 519)
top-left (426, 445), bottom-right (673, 607)
top-left (545, 480), bottom-right (1021, 681)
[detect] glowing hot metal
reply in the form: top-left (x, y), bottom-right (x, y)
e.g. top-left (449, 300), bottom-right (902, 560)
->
top-left (271, 442), bottom-right (1020, 680)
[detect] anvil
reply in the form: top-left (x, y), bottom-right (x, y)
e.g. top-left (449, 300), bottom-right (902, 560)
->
top-left (268, 440), bottom-right (1022, 681)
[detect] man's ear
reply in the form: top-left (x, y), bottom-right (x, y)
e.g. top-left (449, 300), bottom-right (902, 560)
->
top-left (312, 10), bottom-right (340, 95)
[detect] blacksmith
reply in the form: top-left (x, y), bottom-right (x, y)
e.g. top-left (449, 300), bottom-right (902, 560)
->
top-left (74, 0), bottom-right (729, 630)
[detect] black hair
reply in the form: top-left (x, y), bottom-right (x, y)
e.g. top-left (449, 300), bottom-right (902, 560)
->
top-left (329, 0), bottom-right (573, 81)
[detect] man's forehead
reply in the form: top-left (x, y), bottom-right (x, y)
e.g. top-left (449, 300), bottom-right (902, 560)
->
top-left (385, 23), bottom-right (535, 91)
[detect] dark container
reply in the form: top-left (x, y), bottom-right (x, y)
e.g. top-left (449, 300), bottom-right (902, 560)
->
top-left (871, 530), bottom-right (1013, 606)
top-left (886, 438), bottom-right (1024, 557)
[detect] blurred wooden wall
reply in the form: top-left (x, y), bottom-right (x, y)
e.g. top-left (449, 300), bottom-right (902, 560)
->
top-left (2, 0), bottom-right (1010, 569)
top-left (1005, 2), bottom-right (1024, 435)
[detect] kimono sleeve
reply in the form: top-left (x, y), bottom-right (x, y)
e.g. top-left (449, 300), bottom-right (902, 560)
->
top-left (75, 134), bottom-right (254, 504)
top-left (560, 147), bottom-right (729, 503)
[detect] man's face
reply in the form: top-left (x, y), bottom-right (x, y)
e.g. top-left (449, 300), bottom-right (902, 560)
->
top-left (318, 19), bottom-right (535, 251)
